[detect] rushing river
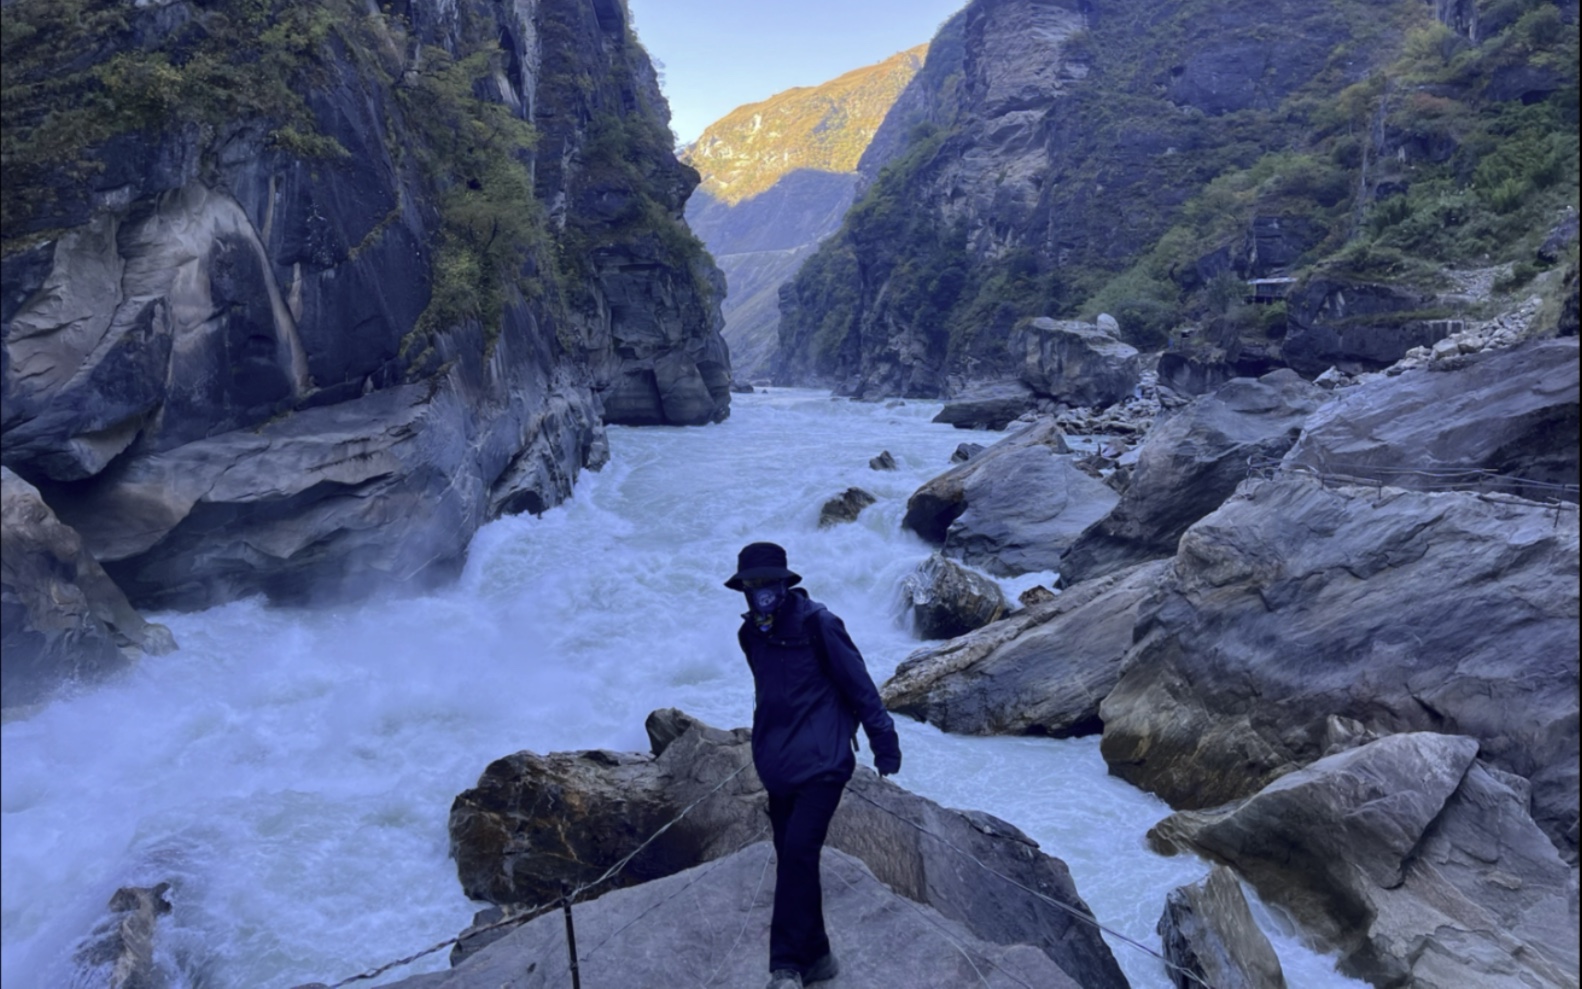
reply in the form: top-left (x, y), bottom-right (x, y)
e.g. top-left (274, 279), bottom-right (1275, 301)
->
top-left (2, 389), bottom-right (1365, 989)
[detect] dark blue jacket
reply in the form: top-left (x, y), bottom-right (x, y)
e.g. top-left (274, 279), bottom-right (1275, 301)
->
top-left (738, 588), bottom-right (900, 794)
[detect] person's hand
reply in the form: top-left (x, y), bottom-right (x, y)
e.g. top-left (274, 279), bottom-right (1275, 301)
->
top-left (875, 748), bottom-right (901, 778)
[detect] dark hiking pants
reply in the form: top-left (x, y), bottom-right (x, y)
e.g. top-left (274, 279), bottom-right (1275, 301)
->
top-left (767, 779), bottom-right (846, 974)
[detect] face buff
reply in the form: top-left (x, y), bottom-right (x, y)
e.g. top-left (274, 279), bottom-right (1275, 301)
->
top-left (746, 580), bottom-right (787, 630)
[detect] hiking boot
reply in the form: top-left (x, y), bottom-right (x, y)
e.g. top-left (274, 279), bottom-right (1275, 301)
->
top-left (766, 970), bottom-right (803, 989)
top-left (805, 952), bottom-right (840, 984)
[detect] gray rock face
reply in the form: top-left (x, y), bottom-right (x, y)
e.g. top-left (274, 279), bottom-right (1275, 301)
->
top-left (1150, 734), bottom-right (1579, 989)
top-left (1282, 274), bottom-right (1459, 375)
top-left (447, 710), bottom-right (1129, 989)
top-left (932, 379), bottom-right (1040, 430)
top-left (904, 419), bottom-right (1116, 576)
top-left (2, 0), bottom-right (728, 611)
top-left (885, 560), bottom-right (1170, 737)
top-left (1099, 475), bottom-right (1580, 861)
top-left (1285, 337), bottom-right (1580, 501)
top-left (1014, 318), bottom-right (1142, 410)
top-left (1157, 866), bottom-right (1286, 989)
top-left (385, 844), bottom-right (1081, 989)
top-left (1060, 370), bottom-right (1324, 585)
top-left (901, 553), bottom-right (1007, 640)
top-left (1, 467), bottom-right (174, 709)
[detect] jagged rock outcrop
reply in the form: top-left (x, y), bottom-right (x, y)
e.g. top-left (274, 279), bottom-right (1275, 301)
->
top-left (903, 418), bottom-right (1116, 576)
top-left (1, 0), bottom-right (728, 610)
top-left (1150, 734), bottom-right (1579, 989)
top-left (1059, 370), bottom-right (1323, 585)
top-left (387, 844), bottom-right (1083, 989)
top-left (2, 466), bottom-right (174, 709)
top-left (817, 486), bottom-right (876, 528)
top-left (885, 560), bottom-right (1170, 737)
top-left (1099, 475), bottom-right (1580, 861)
top-left (1284, 336), bottom-right (1580, 501)
top-left (71, 883), bottom-right (173, 989)
top-left (1156, 866), bottom-right (1286, 989)
top-left (900, 553), bottom-right (1007, 640)
top-left (684, 47), bottom-right (926, 380)
top-left (1014, 318), bottom-right (1142, 410)
top-left (447, 709), bottom-right (1130, 989)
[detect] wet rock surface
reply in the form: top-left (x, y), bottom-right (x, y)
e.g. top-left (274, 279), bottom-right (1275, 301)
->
top-left (1156, 866), bottom-right (1285, 989)
top-left (1099, 475), bottom-right (1580, 861)
top-left (72, 883), bottom-right (174, 989)
top-left (1150, 734), bottom-right (1579, 989)
top-left (884, 560), bottom-right (1170, 737)
top-left (447, 709), bottom-right (1129, 989)
top-left (817, 487), bottom-right (878, 528)
top-left (900, 553), bottom-right (1007, 640)
top-left (1060, 370), bottom-right (1323, 585)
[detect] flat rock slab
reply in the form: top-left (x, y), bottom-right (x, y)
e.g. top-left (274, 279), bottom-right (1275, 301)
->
top-left (380, 844), bottom-right (1078, 989)
top-left (885, 560), bottom-right (1170, 736)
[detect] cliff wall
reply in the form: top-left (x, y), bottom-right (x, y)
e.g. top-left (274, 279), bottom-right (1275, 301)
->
top-left (0, 0), bottom-right (728, 611)
top-left (774, 0), bottom-right (1579, 396)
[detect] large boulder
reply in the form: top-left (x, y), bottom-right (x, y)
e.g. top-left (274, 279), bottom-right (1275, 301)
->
top-left (884, 560), bottom-right (1170, 737)
top-left (1060, 371), bottom-right (1323, 585)
top-left (900, 553), bottom-right (1007, 640)
top-left (1285, 337), bottom-right (1580, 501)
top-left (1, 466), bottom-right (174, 709)
top-left (1099, 475), bottom-right (1580, 861)
top-left (903, 419), bottom-right (1117, 576)
top-left (447, 710), bottom-right (1129, 989)
top-left (1157, 866), bottom-right (1285, 989)
top-left (384, 844), bottom-right (1081, 989)
top-left (1013, 318), bottom-right (1141, 409)
top-left (1150, 734), bottom-right (1579, 989)
top-left (932, 379), bottom-right (1040, 430)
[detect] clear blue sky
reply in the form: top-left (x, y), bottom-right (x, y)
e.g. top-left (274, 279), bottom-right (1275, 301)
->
top-left (626, 0), bottom-right (968, 145)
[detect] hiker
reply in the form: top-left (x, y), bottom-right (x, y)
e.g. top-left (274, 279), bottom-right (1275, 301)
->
top-left (726, 541), bottom-right (903, 989)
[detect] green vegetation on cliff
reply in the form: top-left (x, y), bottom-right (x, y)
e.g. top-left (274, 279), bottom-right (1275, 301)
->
top-left (778, 0), bottom-right (1579, 390)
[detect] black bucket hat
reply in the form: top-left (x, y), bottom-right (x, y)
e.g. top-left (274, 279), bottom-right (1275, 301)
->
top-left (724, 541), bottom-right (802, 591)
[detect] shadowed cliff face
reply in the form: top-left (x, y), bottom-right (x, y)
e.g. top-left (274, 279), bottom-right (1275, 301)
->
top-left (774, 0), bottom-right (1580, 397)
top-left (0, 0), bottom-right (728, 611)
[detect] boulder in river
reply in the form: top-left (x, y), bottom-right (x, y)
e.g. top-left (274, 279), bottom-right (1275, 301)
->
top-left (869, 449), bottom-right (898, 470)
top-left (901, 553), bottom-right (1007, 640)
top-left (1059, 370), bottom-right (1323, 585)
top-left (1012, 317), bottom-right (1141, 409)
top-left (1099, 474), bottom-right (1580, 862)
top-left (1149, 733), bottom-right (1579, 989)
top-left (72, 883), bottom-right (173, 989)
top-left (951, 441), bottom-right (986, 463)
top-left (1284, 336), bottom-right (1580, 501)
top-left (447, 709), bottom-right (1129, 989)
top-left (2, 466), bottom-right (175, 709)
top-left (885, 560), bottom-right (1170, 737)
top-left (904, 419), bottom-right (1116, 576)
top-left (389, 844), bottom-right (1082, 989)
top-left (1157, 866), bottom-right (1286, 989)
top-left (817, 487), bottom-right (877, 528)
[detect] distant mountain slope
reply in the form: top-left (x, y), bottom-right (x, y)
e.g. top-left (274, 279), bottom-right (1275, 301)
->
top-left (684, 47), bottom-right (927, 378)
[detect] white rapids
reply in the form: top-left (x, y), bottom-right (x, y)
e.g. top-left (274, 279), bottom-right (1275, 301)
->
top-left (1, 389), bottom-right (1366, 989)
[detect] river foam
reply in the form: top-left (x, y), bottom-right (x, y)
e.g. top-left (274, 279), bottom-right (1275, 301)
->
top-left (2, 389), bottom-right (1363, 988)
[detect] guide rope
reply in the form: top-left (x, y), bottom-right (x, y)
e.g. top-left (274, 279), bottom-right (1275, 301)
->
top-left (1247, 455), bottom-right (1581, 505)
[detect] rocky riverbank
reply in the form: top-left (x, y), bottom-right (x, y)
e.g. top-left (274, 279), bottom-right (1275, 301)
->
top-left (877, 327), bottom-right (1579, 987)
